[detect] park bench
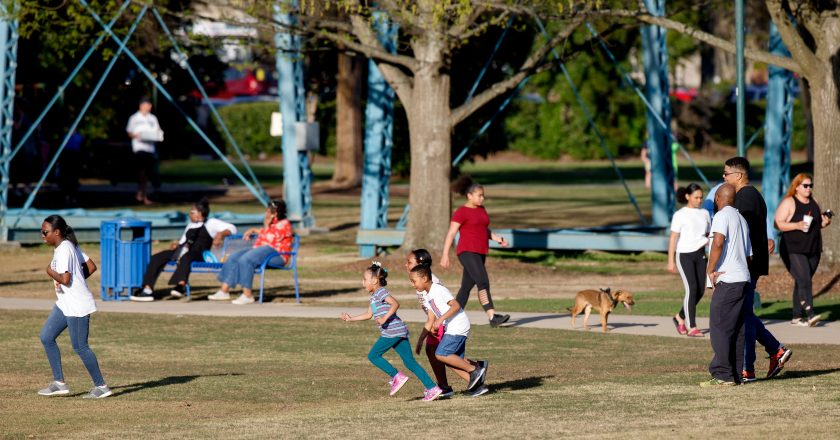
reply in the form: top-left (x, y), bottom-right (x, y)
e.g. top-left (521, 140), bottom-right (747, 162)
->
top-left (162, 233), bottom-right (300, 303)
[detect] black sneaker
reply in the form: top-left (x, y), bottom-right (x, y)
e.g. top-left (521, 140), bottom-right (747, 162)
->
top-left (489, 314), bottom-right (510, 327)
top-left (129, 289), bottom-right (154, 302)
top-left (466, 384), bottom-right (489, 397)
top-left (468, 364), bottom-right (486, 390)
top-left (169, 284), bottom-right (186, 298)
top-left (439, 386), bottom-right (454, 398)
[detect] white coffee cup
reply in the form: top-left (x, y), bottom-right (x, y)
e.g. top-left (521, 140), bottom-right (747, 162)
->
top-left (803, 214), bottom-right (813, 232)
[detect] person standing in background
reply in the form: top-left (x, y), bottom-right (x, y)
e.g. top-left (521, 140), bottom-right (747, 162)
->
top-left (126, 97), bottom-right (162, 205)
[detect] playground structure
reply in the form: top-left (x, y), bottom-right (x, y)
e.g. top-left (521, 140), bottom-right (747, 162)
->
top-left (0, 1), bottom-right (795, 253)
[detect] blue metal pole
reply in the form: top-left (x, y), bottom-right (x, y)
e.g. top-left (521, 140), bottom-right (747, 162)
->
top-left (2, 0), bottom-right (131, 163)
top-left (641, 0), bottom-right (674, 227)
top-left (13, 7), bottom-right (149, 225)
top-left (151, 7), bottom-right (266, 204)
top-left (0, 4), bottom-right (18, 242)
top-left (359, 12), bottom-right (397, 257)
top-left (78, 0), bottom-right (267, 205)
top-left (763, 22), bottom-right (794, 244)
top-left (274, 1), bottom-right (314, 228)
top-left (736, 0), bottom-right (746, 156)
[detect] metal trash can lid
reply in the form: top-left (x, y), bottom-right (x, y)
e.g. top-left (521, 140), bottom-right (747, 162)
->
top-left (101, 218), bottom-right (152, 228)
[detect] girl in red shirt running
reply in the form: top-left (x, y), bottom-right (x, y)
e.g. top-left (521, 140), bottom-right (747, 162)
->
top-left (440, 177), bottom-right (510, 327)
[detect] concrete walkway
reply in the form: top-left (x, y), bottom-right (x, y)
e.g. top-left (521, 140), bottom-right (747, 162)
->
top-left (1, 297), bottom-right (836, 345)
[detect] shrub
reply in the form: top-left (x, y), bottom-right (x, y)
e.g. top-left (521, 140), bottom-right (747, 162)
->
top-left (213, 102), bottom-right (280, 157)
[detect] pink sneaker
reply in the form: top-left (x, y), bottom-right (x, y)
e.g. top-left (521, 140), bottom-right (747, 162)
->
top-left (686, 328), bottom-right (704, 337)
top-left (389, 372), bottom-right (409, 396)
top-left (423, 386), bottom-right (443, 402)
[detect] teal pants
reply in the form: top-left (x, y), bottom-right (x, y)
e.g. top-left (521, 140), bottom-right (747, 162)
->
top-left (368, 336), bottom-right (436, 389)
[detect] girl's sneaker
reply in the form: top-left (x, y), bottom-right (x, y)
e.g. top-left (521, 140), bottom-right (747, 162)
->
top-left (439, 386), bottom-right (454, 398)
top-left (389, 372), bottom-right (409, 396)
top-left (82, 385), bottom-right (112, 399)
top-left (38, 381), bottom-right (69, 396)
top-left (686, 328), bottom-right (704, 337)
top-left (423, 386), bottom-right (443, 402)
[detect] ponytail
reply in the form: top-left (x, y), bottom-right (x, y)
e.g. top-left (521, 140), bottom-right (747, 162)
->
top-left (43, 215), bottom-right (78, 246)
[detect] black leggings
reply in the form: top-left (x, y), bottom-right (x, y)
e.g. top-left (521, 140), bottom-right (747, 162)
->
top-left (676, 248), bottom-right (706, 329)
top-left (456, 252), bottom-right (494, 312)
top-left (781, 251), bottom-right (821, 319)
top-left (142, 248), bottom-right (202, 288)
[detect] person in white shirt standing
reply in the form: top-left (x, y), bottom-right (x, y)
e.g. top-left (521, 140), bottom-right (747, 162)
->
top-left (38, 215), bottom-right (112, 399)
top-left (667, 183), bottom-right (711, 337)
top-left (126, 97), bottom-right (162, 205)
top-left (700, 184), bottom-right (752, 387)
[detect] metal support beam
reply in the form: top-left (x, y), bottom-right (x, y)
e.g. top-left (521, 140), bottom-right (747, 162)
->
top-left (0, 7), bottom-right (18, 242)
top-left (641, 0), bottom-right (674, 226)
top-left (735, 0), bottom-right (746, 156)
top-left (763, 22), bottom-right (794, 244)
top-left (275, 1), bottom-right (314, 229)
top-left (359, 12), bottom-right (396, 257)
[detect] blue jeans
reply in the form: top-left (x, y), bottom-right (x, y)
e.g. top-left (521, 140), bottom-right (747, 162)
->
top-left (39, 305), bottom-right (106, 386)
top-left (742, 279), bottom-right (781, 373)
top-left (217, 246), bottom-right (278, 290)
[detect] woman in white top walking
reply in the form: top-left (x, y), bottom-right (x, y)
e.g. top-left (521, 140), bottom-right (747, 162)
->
top-left (38, 215), bottom-right (111, 399)
top-left (667, 183), bottom-right (711, 337)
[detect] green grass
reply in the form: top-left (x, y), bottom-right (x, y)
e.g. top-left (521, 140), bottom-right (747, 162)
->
top-left (2, 310), bottom-right (840, 439)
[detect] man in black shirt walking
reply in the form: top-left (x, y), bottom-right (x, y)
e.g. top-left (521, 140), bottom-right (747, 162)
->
top-left (722, 157), bottom-right (792, 381)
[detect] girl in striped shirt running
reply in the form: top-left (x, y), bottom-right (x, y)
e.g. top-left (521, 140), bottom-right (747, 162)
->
top-left (341, 262), bottom-right (442, 402)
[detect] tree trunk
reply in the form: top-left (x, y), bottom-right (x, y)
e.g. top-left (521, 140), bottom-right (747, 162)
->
top-left (330, 52), bottom-right (365, 189)
top-left (402, 43), bottom-right (452, 254)
top-left (808, 70), bottom-right (840, 265)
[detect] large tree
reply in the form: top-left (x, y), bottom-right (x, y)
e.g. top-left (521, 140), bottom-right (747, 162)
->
top-left (595, 0), bottom-right (839, 263)
top-left (236, 0), bottom-right (586, 253)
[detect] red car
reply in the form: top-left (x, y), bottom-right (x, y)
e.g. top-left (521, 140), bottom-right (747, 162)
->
top-left (191, 66), bottom-right (274, 100)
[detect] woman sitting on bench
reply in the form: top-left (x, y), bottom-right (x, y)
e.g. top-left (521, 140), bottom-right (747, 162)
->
top-left (130, 198), bottom-right (236, 302)
top-left (208, 199), bottom-right (293, 305)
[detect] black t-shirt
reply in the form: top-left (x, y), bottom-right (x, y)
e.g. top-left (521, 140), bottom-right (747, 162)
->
top-left (734, 185), bottom-right (768, 278)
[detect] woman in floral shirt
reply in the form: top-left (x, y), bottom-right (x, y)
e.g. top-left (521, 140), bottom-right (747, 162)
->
top-left (208, 200), bottom-right (293, 305)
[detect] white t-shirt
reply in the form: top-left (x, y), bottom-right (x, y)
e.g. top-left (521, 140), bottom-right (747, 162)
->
top-left (52, 240), bottom-right (97, 317)
top-left (710, 206), bottom-right (752, 284)
top-left (423, 282), bottom-right (470, 337)
top-left (178, 218), bottom-right (237, 245)
top-left (415, 272), bottom-right (441, 311)
top-left (670, 207), bottom-right (711, 253)
top-left (126, 111), bottom-right (161, 154)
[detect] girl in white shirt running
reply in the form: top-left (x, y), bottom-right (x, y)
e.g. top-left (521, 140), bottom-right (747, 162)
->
top-left (38, 215), bottom-right (111, 399)
top-left (667, 183), bottom-right (711, 337)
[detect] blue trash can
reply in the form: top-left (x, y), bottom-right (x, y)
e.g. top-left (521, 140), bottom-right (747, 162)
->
top-left (100, 219), bottom-right (151, 300)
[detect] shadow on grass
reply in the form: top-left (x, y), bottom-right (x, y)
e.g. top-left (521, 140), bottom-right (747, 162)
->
top-left (774, 368), bottom-right (840, 381)
top-left (815, 272), bottom-right (840, 298)
top-left (507, 314), bottom-right (570, 327)
top-left (488, 375), bottom-right (554, 393)
top-left (608, 322), bottom-right (659, 330)
top-left (0, 280), bottom-right (34, 287)
top-left (757, 302), bottom-right (839, 321)
top-left (109, 373), bottom-right (244, 397)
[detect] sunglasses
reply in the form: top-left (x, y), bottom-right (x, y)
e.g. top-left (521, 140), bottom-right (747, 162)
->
top-left (802, 183), bottom-right (813, 189)
top-left (722, 171), bottom-right (742, 177)
top-left (41, 230), bottom-right (50, 237)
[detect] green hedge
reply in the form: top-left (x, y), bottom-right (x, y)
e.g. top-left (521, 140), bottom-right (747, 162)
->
top-left (213, 102), bottom-right (281, 156)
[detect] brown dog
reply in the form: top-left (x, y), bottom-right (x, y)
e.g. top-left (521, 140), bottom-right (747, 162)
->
top-left (567, 288), bottom-right (635, 332)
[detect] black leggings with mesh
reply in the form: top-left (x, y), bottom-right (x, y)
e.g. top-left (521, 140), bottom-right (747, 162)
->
top-left (676, 248), bottom-right (707, 329)
top-left (456, 252), bottom-right (494, 312)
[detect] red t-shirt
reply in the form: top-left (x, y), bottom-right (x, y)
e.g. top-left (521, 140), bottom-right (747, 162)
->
top-left (452, 205), bottom-right (490, 255)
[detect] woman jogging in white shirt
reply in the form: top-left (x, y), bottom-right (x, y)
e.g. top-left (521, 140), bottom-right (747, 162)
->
top-left (38, 215), bottom-right (111, 399)
top-left (667, 183), bottom-right (711, 338)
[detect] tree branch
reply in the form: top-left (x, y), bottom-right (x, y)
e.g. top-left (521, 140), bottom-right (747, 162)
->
top-left (348, 14), bottom-right (415, 108)
top-left (589, 9), bottom-right (803, 74)
top-left (450, 16), bottom-right (584, 127)
top-left (765, 0), bottom-right (822, 76)
top-left (315, 28), bottom-right (418, 71)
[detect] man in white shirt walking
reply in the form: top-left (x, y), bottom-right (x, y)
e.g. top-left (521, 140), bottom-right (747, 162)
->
top-left (126, 97), bottom-right (163, 205)
top-left (701, 183), bottom-right (752, 387)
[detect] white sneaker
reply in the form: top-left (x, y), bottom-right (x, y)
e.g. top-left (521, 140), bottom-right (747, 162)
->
top-left (38, 381), bottom-right (69, 396)
top-left (232, 294), bottom-right (255, 305)
top-left (207, 291), bottom-right (231, 301)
